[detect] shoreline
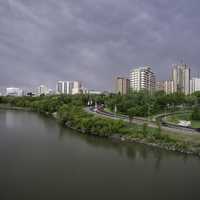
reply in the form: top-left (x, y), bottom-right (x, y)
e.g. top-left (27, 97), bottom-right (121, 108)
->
top-left (57, 114), bottom-right (200, 158)
top-left (0, 104), bottom-right (31, 111)
top-left (64, 123), bottom-right (199, 157)
top-left (1, 105), bottom-right (200, 158)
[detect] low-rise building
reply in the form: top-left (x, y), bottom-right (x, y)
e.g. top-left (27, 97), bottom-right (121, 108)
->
top-left (6, 87), bottom-right (23, 96)
top-left (88, 90), bottom-right (103, 95)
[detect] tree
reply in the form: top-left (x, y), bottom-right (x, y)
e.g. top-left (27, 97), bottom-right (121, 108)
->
top-left (127, 107), bottom-right (138, 123)
top-left (191, 106), bottom-right (200, 120)
top-left (142, 123), bottom-right (148, 137)
top-left (156, 119), bottom-right (162, 137)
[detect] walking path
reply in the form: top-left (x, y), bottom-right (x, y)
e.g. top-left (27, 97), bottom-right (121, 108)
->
top-left (84, 107), bottom-right (200, 136)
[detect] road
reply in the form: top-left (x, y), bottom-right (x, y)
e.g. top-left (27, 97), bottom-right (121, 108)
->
top-left (84, 107), bottom-right (200, 135)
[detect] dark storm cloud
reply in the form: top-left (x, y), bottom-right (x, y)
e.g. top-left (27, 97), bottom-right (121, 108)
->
top-left (0, 0), bottom-right (200, 90)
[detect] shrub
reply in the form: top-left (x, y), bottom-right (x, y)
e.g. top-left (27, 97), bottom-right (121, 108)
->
top-left (142, 123), bottom-right (148, 136)
top-left (191, 106), bottom-right (200, 120)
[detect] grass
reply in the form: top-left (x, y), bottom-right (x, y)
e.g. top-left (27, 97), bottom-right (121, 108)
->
top-left (162, 129), bottom-right (200, 143)
top-left (93, 108), bottom-right (200, 154)
top-left (166, 113), bottom-right (200, 128)
top-left (191, 121), bottom-right (200, 128)
top-left (104, 110), bottom-right (200, 145)
top-left (123, 122), bottom-right (200, 154)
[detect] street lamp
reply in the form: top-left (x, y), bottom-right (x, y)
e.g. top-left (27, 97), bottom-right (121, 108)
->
top-left (114, 104), bottom-right (117, 118)
top-left (147, 103), bottom-right (151, 122)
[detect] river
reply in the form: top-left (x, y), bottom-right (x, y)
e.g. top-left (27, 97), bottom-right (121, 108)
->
top-left (0, 110), bottom-right (200, 200)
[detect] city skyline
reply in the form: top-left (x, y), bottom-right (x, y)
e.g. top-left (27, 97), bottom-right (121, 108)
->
top-left (1, 63), bottom-right (200, 94)
top-left (0, 0), bottom-right (200, 90)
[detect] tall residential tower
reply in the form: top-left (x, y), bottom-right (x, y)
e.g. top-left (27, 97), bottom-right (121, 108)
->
top-left (171, 64), bottom-right (191, 95)
top-left (190, 78), bottom-right (200, 94)
top-left (57, 81), bottom-right (82, 95)
top-left (57, 81), bottom-right (74, 95)
top-left (130, 66), bottom-right (156, 93)
top-left (115, 77), bottom-right (130, 95)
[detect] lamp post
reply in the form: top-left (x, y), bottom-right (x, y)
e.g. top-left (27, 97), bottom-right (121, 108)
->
top-left (114, 104), bottom-right (117, 118)
top-left (148, 103), bottom-right (150, 122)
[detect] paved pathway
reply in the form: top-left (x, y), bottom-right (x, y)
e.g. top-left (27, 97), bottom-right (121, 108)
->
top-left (84, 107), bottom-right (200, 136)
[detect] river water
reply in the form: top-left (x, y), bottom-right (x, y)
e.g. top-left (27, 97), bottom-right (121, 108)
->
top-left (0, 110), bottom-right (200, 200)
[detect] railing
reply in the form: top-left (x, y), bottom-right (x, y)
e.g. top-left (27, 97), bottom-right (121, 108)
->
top-left (156, 111), bottom-right (200, 133)
top-left (89, 106), bottom-right (200, 133)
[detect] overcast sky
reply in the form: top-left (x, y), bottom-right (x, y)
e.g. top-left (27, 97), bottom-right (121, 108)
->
top-left (0, 0), bottom-right (200, 91)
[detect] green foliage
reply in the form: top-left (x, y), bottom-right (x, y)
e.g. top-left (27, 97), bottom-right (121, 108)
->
top-left (192, 93), bottom-right (200, 109)
top-left (191, 106), bottom-right (200, 120)
top-left (142, 123), bottom-right (148, 136)
top-left (0, 94), bottom-right (183, 147)
top-left (0, 95), bottom-right (88, 114)
top-left (102, 91), bottom-right (192, 117)
top-left (58, 104), bottom-right (126, 137)
top-left (156, 119), bottom-right (162, 136)
top-left (127, 107), bottom-right (138, 122)
top-left (1, 91), bottom-right (196, 119)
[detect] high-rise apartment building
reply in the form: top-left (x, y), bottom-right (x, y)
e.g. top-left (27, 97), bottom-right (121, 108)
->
top-left (57, 81), bottom-right (74, 95)
top-left (130, 66), bottom-right (156, 93)
top-left (72, 81), bottom-right (82, 95)
top-left (164, 80), bottom-right (174, 94)
top-left (156, 81), bottom-right (165, 92)
top-left (57, 81), bottom-right (82, 95)
top-left (115, 77), bottom-right (130, 95)
top-left (171, 64), bottom-right (190, 95)
top-left (57, 81), bottom-right (65, 94)
top-left (156, 80), bottom-right (174, 94)
top-left (36, 85), bottom-right (48, 96)
top-left (190, 78), bottom-right (200, 94)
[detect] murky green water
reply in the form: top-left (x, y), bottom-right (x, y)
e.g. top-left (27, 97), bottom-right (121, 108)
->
top-left (0, 110), bottom-right (200, 200)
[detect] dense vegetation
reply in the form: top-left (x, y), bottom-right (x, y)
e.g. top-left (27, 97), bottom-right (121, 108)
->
top-left (0, 95), bottom-right (127, 137)
top-left (191, 106), bottom-right (200, 120)
top-left (58, 104), bottom-right (125, 137)
top-left (0, 95), bottom-right (86, 113)
top-left (1, 90), bottom-right (200, 117)
top-left (0, 93), bottom-right (197, 149)
top-left (57, 103), bottom-right (177, 144)
top-left (0, 94), bottom-right (168, 139)
top-left (105, 91), bottom-right (200, 117)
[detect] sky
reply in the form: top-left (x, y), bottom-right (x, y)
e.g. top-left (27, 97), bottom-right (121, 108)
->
top-left (0, 0), bottom-right (200, 91)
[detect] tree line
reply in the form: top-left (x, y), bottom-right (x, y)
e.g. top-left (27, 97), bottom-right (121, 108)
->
top-left (0, 90), bottom-right (200, 118)
top-left (0, 93), bottom-right (196, 151)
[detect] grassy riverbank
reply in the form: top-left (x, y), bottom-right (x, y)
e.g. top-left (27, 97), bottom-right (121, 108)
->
top-left (1, 95), bottom-right (200, 157)
top-left (166, 113), bottom-right (200, 128)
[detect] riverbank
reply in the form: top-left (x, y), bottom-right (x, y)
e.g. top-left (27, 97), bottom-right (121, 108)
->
top-left (61, 119), bottom-right (200, 157)
top-left (63, 122), bottom-right (200, 157)
top-left (0, 104), bottom-right (31, 111)
top-left (57, 106), bottom-right (200, 157)
top-left (1, 104), bottom-right (200, 158)
top-left (2, 109), bottom-right (200, 200)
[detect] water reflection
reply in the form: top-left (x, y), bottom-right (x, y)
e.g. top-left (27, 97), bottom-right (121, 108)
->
top-left (5, 110), bottom-right (16, 128)
top-left (1, 110), bottom-right (200, 200)
top-left (2, 110), bottom-right (195, 168)
top-left (58, 125), bottom-right (195, 172)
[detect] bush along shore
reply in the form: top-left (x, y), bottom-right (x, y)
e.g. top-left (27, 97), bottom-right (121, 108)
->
top-left (57, 105), bottom-right (200, 157)
top-left (1, 95), bottom-right (200, 157)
